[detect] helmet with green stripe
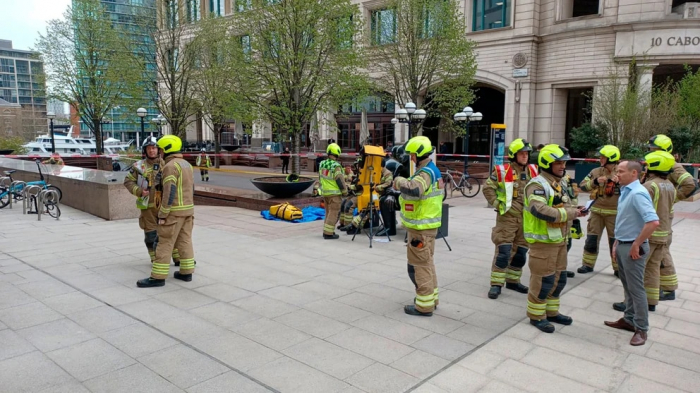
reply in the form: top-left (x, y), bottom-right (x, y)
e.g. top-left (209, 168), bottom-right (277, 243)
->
top-left (538, 144), bottom-right (571, 169)
top-left (405, 136), bottom-right (433, 160)
top-left (644, 151), bottom-right (675, 174)
top-left (648, 134), bottom-right (673, 153)
top-left (598, 145), bottom-right (620, 164)
top-left (508, 138), bottom-right (532, 160)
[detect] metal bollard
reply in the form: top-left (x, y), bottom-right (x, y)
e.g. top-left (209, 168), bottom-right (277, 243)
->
top-left (23, 185), bottom-right (42, 215)
top-left (38, 189), bottom-right (60, 221)
top-left (9, 181), bottom-right (26, 210)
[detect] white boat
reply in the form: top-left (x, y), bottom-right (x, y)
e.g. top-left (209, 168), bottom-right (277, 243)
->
top-left (23, 127), bottom-right (133, 156)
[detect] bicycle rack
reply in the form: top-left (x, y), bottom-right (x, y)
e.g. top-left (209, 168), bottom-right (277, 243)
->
top-left (0, 177), bottom-right (10, 188)
top-left (8, 181), bottom-right (26, 210)
top-left (23, 185), bottom-right (42, 215)
top-left (37, 189), bottom-right (60, 221)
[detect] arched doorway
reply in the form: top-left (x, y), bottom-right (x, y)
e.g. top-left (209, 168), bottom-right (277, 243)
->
top-left (455, 84), bottom-right (505, 156)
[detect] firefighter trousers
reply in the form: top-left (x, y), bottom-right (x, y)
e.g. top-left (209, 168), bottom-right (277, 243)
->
top-left (643, 242), bottom-right (667, 306)
top-left (323, 196), bottom-right (342, 235)
top-left (407, 228), bottom-right (439, 313)
top-left (151, 215), bottom-right (195, 279)
top-left (340, 196), bottom-right (357, 226)
top-left (139, 208), bottom-right (179, 264)
top-left (200, 169), bottom-right (209, 181)
top-left (660, 231), bottom-right (678, 292)
top-left (526, 242), bottom-right (568, 321)
top-left (582, 212), bottom-right (617, 270)
top-left (490, 212), bottom-right (529, 286)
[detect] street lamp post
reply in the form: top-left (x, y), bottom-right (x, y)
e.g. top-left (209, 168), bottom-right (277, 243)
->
top-left (453, 107), bottom-right (483, 172)
top-left (136, 107), bottom-right (147, 148)
top-left (151, 114), bottom-right (166, 138)
top-left (47, 112), bottom-right (56, 153)
top-left (390, 101), bottom-right (427, 142)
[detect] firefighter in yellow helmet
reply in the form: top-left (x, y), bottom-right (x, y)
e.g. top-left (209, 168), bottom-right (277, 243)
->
top-left (314, 143), bottom-right (348, 239)
top-left (137, 135), bottom-right (196, 288)
top-left (123, 136), bottom-right (167, 265)
top-left (393, 136), bottom-right (443, 316)
top-left (523, 144), bottom-right (588, 332)
top-left (196, 148), bottom-right (212, 181)
top-left (647, 134), bottom-right (697, 300)
top-left (577, 145), bottom-right (621, 275)
top-left (612, 151), bottom-right (676, 314)
top-left (483, 138), bottom-right (539, 299)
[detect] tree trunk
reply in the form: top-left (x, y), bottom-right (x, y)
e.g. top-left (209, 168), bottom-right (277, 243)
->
top-left (292, 132), bottom-right (301, 175)
top-left (214, 124), bottom-right (221, 169)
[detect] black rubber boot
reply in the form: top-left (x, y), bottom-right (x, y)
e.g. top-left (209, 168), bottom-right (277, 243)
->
top-left (404, 305), bottom-right (432, 317)
top-left (488, 285), bottom-right (501, 299)
top-left (649, 305), bottom-right (656, 312)
top-left (345, 226), bottom-right (360, 235)
top-left (660, 291), bottom-right (675, 301)
top-left (174, 272), bottom-right (192, 282)
top-left (323, 233), bottom-right (340, 239)
top-left (577, 265), bottom-right (594, 274)
top-left (613, 302), bottom-right (626, 312)
top-left (530, 319), bottom-right (555, 333)
top-left (137, 277), bottom-right (165, 288)
top-left (547, 314), bottom-right (573, 325)
top-left (505, 282), bottom-right (529, 293)
top-left (174, 260), bottom-right (180, 267)
top-left (566, 271), bottom-right (575, 278)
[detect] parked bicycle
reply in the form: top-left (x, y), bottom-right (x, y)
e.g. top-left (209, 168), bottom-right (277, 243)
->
top-left (442, 168), bottom-right (481, 198)
top-left (0, 160), bottom-right (62, 208)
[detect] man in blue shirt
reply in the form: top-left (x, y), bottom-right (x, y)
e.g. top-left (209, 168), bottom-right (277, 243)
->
top-left (604, 161), bottom-right (659, 346)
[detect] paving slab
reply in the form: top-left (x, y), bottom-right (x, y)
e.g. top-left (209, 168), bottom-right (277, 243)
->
top-left (1, 196), bottom-right (699, 392)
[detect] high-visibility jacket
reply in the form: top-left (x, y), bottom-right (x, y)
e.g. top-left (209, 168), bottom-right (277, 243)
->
top-left (491, 163), bottom-right (538, 215)
top-left (196, 154), bottom-right (211, 168)
top-left (523, 175), bottom-right (569, 244)
top-left (319, 159), bottom-right (343, 196)
top-left (159, 154), bottom-right (195, 218)
top-left (644, 175), bottom-right (676, 243)
top-left (399, 161), bottom-right (443, 230)
top-left (124, 158), bottom-right (164, 210)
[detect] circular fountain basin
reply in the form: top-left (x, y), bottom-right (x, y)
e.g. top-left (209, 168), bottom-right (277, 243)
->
top-left (250, 176), bottom-right (315, 198)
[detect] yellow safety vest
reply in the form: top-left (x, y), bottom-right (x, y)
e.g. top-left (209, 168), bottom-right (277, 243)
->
top-left (400, 163), bottom-right (443, 230)
top-left (523, 176), bottom-right (567, 244)
top-left (319, 159), bottom-right (341, 196)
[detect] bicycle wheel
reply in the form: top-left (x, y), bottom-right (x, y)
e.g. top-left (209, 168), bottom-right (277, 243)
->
top-left (46, 185), bottom-right (63, 202)
top-left (46, 202), bottom-right (61, 219)
top-left (459, 177), bottom-right (481, 198)
top-left (0, 187), bottom-right (9, 208)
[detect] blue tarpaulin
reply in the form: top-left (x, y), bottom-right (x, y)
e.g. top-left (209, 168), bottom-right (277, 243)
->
top-left (261, 206), bottom-right (326, 223)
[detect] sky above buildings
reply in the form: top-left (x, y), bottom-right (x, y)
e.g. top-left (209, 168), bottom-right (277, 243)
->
top-left (0, 0), bottom-right (72, 51)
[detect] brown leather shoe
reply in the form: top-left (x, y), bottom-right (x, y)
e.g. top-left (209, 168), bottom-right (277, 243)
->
top-left (630, 329), bottom-right (647, 346)
top-left (604, 318), bottom-right (636, 332)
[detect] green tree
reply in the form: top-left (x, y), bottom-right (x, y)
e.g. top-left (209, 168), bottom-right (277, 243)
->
top-left (35, 0), bottom-right (148, 154)
top-left (0, 136), bottom-right (28, 155)
top-left (372, 0), bottom-right (477, 136)
top-left (190, 15), bottom-right (251, 168)
top-left (677, 66), bottom-right (700, 128)
top-left (225, 0), bottom-right (370, 174)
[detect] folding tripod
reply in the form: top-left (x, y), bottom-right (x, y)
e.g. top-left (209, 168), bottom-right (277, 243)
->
top-left (351, 170), bottom-right (391, 248)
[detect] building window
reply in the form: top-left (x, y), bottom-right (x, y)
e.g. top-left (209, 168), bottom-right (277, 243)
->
top-left (186, 0), bottom-right (201, 23)
top-left (240, 35), bottom-right (251, 57)
top-left (236, 0), bottom-right (252, 12)
top-left (336, 16), bottom-right (353, 49)
top-left (559, 0), bottom-right (600, 20)
top-left (166, 0), bottom-right (179, 28)
top-left (209, 0), bottom-right (225, 15)
top-left (473, 0), bottom-right (511, 31)
top-left (371, 9), bottom-right (396, 45)
top-left (0, 58), bottom-right (14, 73)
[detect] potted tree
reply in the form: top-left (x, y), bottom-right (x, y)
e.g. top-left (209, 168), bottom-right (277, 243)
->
top-left (570, 122), bottom-right (608, 185)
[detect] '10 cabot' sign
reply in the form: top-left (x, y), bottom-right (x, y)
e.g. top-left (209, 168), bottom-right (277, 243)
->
top-left (650, 36), bottom-right (700, 47)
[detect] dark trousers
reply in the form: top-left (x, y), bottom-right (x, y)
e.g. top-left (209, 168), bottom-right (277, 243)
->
top-left (616, 242), bottom-right (650, 332)
top-left (281, 161), bottom-right (289, 173)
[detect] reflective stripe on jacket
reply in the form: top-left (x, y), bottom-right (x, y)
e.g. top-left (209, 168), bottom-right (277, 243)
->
top-left (493, 163), bottom-right (537, 215)
top-left (523, 176), bottom-right (567, 244)
top-left (319, 159), bottom-right (342, 196)
top-left (399, 161), bottom-right (443, 230)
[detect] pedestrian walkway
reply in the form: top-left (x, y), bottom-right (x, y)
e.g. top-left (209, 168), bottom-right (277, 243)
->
top-left (0, 195), bottom-right (698, 392)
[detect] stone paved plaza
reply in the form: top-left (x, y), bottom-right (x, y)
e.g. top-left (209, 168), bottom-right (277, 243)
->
top-left (1, 194), bottom-right (700, 392)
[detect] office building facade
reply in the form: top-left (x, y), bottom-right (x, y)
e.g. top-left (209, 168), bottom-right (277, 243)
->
top-left (160, 0), bottom-right (700, 153)
top-left (75, 0), bottom-right (159, 141)
top-left (0, 39), bottom-right (47, 140)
